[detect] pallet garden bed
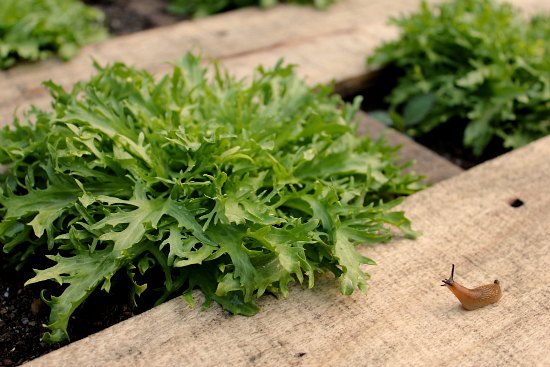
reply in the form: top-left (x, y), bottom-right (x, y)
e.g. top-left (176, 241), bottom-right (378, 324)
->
top-left (1, 0), bottom-right (549, 366)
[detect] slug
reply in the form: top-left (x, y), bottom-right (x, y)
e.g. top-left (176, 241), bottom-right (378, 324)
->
top-left (441, 264), bottom-right (502, 310)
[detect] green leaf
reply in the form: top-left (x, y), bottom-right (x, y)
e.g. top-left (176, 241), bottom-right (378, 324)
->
top-left (0, 0), bottom-right (108, 69)
top-left (1, 53), bottom-right (422, 342)
top-left (166, 0), bottom-right (336, 17)
top-left (26, 249), bottom-right (123, 342)
top-left (1, 184), bottom-right (79, 238)
top-left (369, 0), bottom-right (550, 155)
top-left (334, 230), bottom-right (375, 295)
top-left (402, 93), bottom-right (435, 127)
top-left (369, 110), bottom-right (394, 127)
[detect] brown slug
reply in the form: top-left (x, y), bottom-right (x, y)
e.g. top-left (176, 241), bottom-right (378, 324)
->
top-left (441, 264), bottom-right (502, 310)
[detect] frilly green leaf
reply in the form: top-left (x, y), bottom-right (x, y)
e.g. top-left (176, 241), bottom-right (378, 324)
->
top-left (1, 53), bottom-right (422, 342)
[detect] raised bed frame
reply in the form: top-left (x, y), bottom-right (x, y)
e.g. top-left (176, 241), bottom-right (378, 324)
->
top-left (0, 0), bottom-right (548, 365)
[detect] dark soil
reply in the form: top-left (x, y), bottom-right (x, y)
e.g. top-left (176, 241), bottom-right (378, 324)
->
top-left (83, 0), bottom-right (187, 35)
top-left (414, 121), bottom-right (509, 169)
top-left (0, 256), bottom-right (173, 366)
top-left (0, 266), bottom-right (60, 367)
top-left (0, 262), bottom-right (130, 366)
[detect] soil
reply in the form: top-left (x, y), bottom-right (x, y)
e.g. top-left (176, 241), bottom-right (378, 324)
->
top-left (0, 266), bottom-right (60, 367)
top-left (82, 0), bottom-right (187, 35)
top-left (414, 122), bottom-right (508, 169)
top-left (0, 255), bottom-right (172, 366)
top-left (0, 261), bottom-right (126, 366)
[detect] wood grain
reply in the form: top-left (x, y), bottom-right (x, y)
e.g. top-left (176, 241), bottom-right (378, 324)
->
top-left (24, 134), bottom-right (550, 367)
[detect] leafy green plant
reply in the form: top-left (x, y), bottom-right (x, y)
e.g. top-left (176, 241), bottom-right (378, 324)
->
top-left (368, 0), bottom-right (550, 156)
top-left (168, 0), bottom-right (335, 17)
top-left (0, 53), bottom-right (422, 343)
top-left (0, 0), bottom-right (107, 69)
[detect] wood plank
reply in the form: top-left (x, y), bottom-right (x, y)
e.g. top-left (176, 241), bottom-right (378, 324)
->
top-left (24, 134), bottom-right (550, 367)
top-left (2, 0), bottom-right (549, 126)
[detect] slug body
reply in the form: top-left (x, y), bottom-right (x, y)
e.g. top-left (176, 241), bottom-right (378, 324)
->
top-left (441, 264), bottom-right (502, 310)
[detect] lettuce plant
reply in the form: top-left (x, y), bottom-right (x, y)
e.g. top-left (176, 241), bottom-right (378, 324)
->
top-left (369, 0), bottom-right (550, 155)
top-left (0, 54), bottom-right (422, 343)
top-left (0, 0), bottom-right (107, 69)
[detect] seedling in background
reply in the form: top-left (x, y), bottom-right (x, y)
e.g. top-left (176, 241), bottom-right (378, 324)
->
top-left (0, 0), bottom-right (107, 69)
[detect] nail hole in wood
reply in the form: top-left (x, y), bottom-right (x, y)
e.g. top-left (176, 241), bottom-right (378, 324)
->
top-left (509, 198), bottom-right (524, 208)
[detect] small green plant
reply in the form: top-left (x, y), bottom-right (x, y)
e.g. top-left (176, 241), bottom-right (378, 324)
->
top-left (0, 0), bottom-right (107, 69)
top-left (168, 0), bottom-right (335, 17)
top-left (0, 53), bottom-right (422, 343)
top-left (368, 0), bottom-right (550, 156)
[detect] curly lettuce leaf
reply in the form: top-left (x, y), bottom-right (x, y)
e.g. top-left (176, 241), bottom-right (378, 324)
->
top-left (369, 0), bottom-right (550, 155)
top-left (1, 53), bottom-right (423, 342)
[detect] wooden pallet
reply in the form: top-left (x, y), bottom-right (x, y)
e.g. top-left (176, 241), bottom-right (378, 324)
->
top-left (1, 0), bottom-right (546, 365)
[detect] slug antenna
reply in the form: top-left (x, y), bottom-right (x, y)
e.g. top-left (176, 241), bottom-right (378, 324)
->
top-left (441, 264), bottom-right (455, 286)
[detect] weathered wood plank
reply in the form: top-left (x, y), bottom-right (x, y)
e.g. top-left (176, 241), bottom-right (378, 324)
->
top-left (24, 134), bottom-right (550, 367)
top-left (2, 0), bottom-right (548, 126)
